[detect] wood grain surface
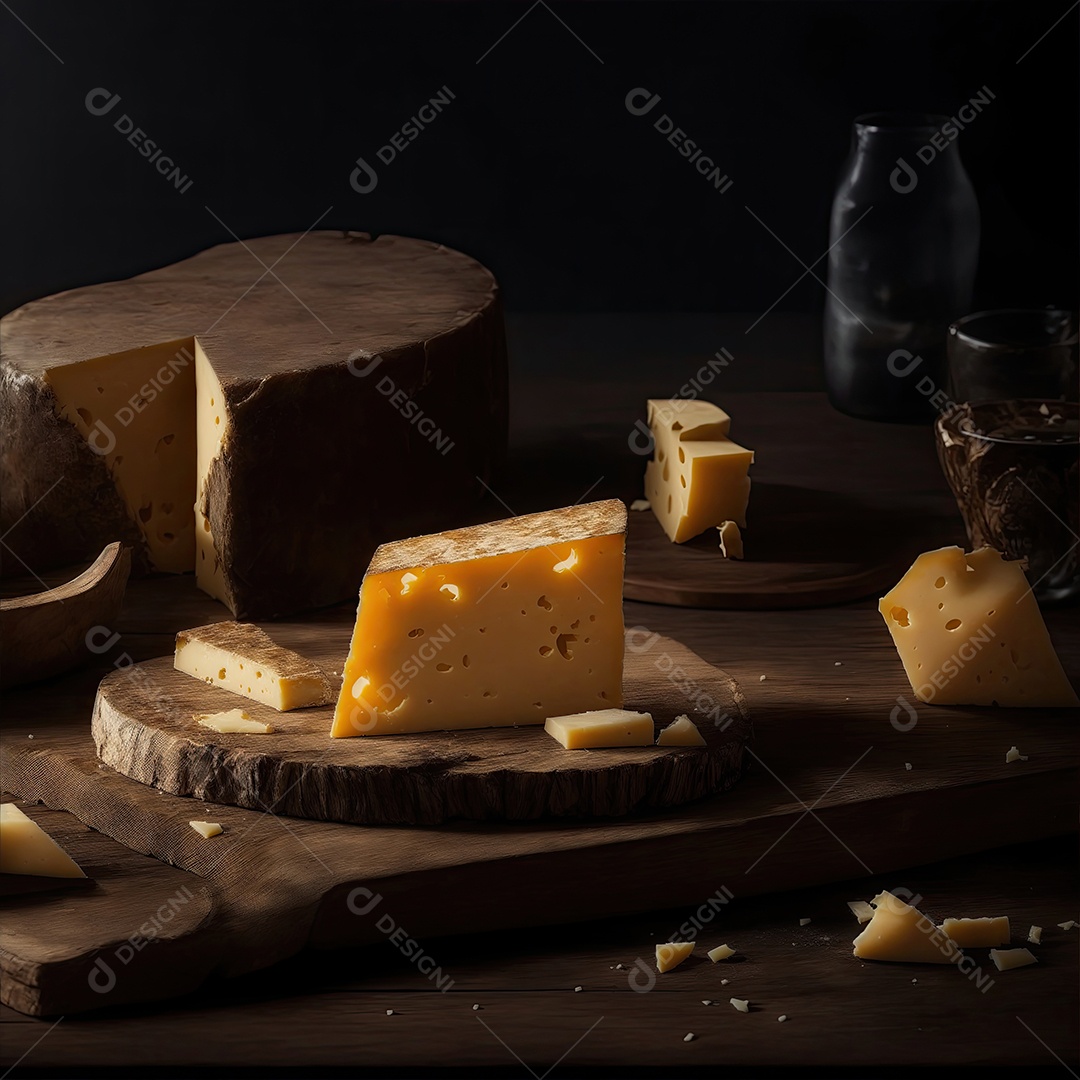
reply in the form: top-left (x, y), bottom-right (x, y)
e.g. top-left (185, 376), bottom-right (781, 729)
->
top-left (91, 631), bottom-right (750, 825)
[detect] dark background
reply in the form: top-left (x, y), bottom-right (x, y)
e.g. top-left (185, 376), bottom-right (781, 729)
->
top-left (2, 0), bottom-right (1077, 316)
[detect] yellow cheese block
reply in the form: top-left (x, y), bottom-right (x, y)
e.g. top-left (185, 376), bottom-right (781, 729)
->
top-left (879, 546), bottom-right (1078, 706)
top-left (0, 803), bottom-right (85, 878)
top-left (656, 941), bottom-right (694, 973)
top-left (175, 622), bottom-right (333, 711)
top-left (195, 708), bottom-right (274, 734)
top-left (939, 916), bottom-right (1010, 947)
top-left (332, 500), bottom-right (626, 737)
top-left (643, 399), bottom-right (753, 543)
top-left (656, 714), bottom-right (706, 746)
top-left (852, 891), bottom-right (957, 964)
top-left (544, 708), bottom-right (654, 749)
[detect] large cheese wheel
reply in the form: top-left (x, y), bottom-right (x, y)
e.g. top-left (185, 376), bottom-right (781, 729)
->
top-left (0, 232), bottom-right (507, 618)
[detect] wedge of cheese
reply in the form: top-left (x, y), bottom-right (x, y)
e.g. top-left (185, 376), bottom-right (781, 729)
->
top-left (852, 891), bottom-right (957, 964)
top-left (656, 715), bottom-right (706, 746)
top-left (643, 399), bottom-right (753, 543)
top-left (0, 803), bottom-right (85, 878)
top-left (656, 942), bottom-right (694, 973)
top-left (545, 708), bottom-right (654, 749)
top-left (0, 233), bottom-right (507, 619)
top-left (332, 500), bottom-right (627, 737)
top-left (879, 546), bottom-right (1078, 706)
top-left (175, 622), bottom-right (332, 711)
top-left (939, 916), bottom-right (1010, 947)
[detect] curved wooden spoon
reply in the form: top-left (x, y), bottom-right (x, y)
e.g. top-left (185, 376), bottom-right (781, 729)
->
top-left (1, 543), bottom-right (131, 689)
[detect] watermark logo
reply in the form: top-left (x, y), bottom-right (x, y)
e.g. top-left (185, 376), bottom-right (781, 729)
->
top-left (85, 88), bottom-right (194, 194)
top-left (87, 624), bottom-right (177, 718)
top-left (350, 86), bottom-right (456, 195)
top-left (886, 348), bottom-right (983, 424)
top-left (889, 87), bottom-right (995, 194)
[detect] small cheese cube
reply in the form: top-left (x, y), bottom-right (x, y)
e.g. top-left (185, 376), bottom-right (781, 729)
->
top-left (852, 891), bottom-right (958, 964)
top-left (989, 947), bottom-right (1037, 971)
top-left (0, 804), bottom-right (85, 878)
top-left (939, 916), bottom-right (1010, 948)
top-left (545, 709), bottom-right (654, 749)
top-left (643, 399), bottom-right (753, 543)
top-left (175, 622), bottom-right (332, 711)
top-left (655, 942), bottom-right (694, 973)
top-left (189, 821), bottom-right (223, 838)
top-left (656, 715), bottom-right (706, 747)
top-left (196, 708), bottom-right (274, 734)
top-left (879, 546), bottom-right (1078, 706)
top-left (707, 944), bottom-right (736, 962)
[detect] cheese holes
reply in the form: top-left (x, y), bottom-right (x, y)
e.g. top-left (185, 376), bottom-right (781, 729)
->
top-left (138, 503), bottom-right (153, 523)
top-left (440, 583), bottom-right (460, 600)
top-left (889, 606), bottom-right (910, 627)
top-left (539, 645), bottom-right (553, 657)
top-left (76, 407), bottom-right (92, 425)
top-left (203, 518), bottom-right (211, 531)
top-left (680, 475), bottom-right (687, 488)
top-left (500, 581), bottom-right (509, 590)
top-left (462, 655), bottom-right (470, 668)
top-left (436, 663), bottom-right (452, 673)
top-left (162, 502), bottom-right (174, 514)
top-left (678, 447), bottom-right (685, 463)
top-left (662, 461), bottom-right (670, 481)
top-left (667, 494), bottom-right (673, 513)
top-left (218, 668), bottom-right (226, 680)
top-left (537, 595), bottom-right (552, 610)
top-left (482, 690), bottom-right (496, 698)
top-left (944, 619), bottom-right (962, 631)
top-left (934, 576), bottom-right (946, 588)
top-left (407, 628), bottom-right (424, 638)
top-left (556, 633), bottom-right (577, 660)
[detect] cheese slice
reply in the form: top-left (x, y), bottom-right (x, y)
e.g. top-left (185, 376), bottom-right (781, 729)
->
top-left (852, 890), bottom-right (957, 963)
top-left (196, 708), bottom-right (274, 734)
top-left (656, 715), bottom-right (706, 746)
top-left (655, 941), bottom-right (694, 973)
top-left (545, 708), bottom-right (654, 749)
top-left (175, 622), bottom-right (332, 711)
top-left (643, 399), bottom-right (753, 543)
top-left (879, 546), bottom-right (1079, 706)
top-left (331, 500), bottom-right (626, 737)
top-left (707, 944), bottom-right (736, 962)
top-left (189, 820), bottom-right (223, 839)
top-left (939, 916), bottom-right (1010, 947)
top-left (0, 803), bottom-right (85, 878)
top-left (717, 520), bottom-right (744, 559)
top-left (989, 947), bottom-right (1037, 971)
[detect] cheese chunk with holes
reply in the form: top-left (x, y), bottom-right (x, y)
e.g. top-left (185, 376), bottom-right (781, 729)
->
top-left (643, 399), bottom-right (753, 543)
top-left (332, 500), bottom-right (626, 737)
top-left (0, 804), bottom-right (85, 878)
top-left (879, 546), bottom-right (1078, 706)
top-left (196, 708), bottom-right (274, 734)
top-left (707, 944), bottom-right (736, 962)
top-left (545, 708), bottom-right (653, 749)
top-left (175, 622), bottom-right (332, 711)
top-left (656, 714), bottom-right (706, 746)
top-left (939, 916), bottom-right (1010, 947)
top-left (990, 947), bottom-right (1037, 971)
top-left (852, 891), bottom-right (958, 964)
top-left (717, 520), bottom-right (744, 559)
top-left (189, 821), bottom-right (223, 839)
top-left (656, 942), bottom-right (694, 972)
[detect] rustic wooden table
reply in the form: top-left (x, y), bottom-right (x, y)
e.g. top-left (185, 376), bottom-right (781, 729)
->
top-left (2, 313), bottom-right (1077, 1075)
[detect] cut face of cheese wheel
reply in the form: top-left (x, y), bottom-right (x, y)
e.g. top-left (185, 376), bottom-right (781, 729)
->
top-left (879, 546), bottom-right (1079, 706)
top-left (545, 709), bottom-right (654, 749)
top-left (656, 715), bottom-right (706, 746)
top-left (0, 804), bottom-right (85, 878)
top-left (655, 942), bottom-right (694, 973)
top-left (939, 916), bottom-right (1010, 948)
top-left (643, 399), bottom-right (753, 543)
top-left (175, 622), bottom-right (332, 711)
top-left (852, 890), bottom-right (958, 964)
top-left (331, 500), bottom-right (626, 737)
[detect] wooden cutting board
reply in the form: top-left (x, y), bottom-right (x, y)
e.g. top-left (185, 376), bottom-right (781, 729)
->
top-left (91, 631), bottom-right (751, 824)
top-left (1, 603), bottom-right (1076, 1018)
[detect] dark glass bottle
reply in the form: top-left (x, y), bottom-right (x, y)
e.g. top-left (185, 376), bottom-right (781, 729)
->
top-left (824, 113), bottom-right (980, 422)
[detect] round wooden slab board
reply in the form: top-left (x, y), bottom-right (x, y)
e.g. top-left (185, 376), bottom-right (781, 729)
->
top-left (624, 482), bottom-right (947, 610)
top-left (91, 630), bottom-right (750, 826)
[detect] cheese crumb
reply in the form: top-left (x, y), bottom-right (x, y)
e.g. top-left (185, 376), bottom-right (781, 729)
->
top-left (990, 947), bottom-right (1038, 971)
top-left (27, 734), bottom-right (34, 739)
top-left (720, 978), bottom-right (729, 985)
top-left (1005, 745), bottom-right (1028, 763)
top-left (707, 944), bottom-right (735, 962)
top-left (1057, 921), bottom-right (1078, 930)
top-left (386, 1009), bottom-right (394, 1016)
top-left (730, 998), bottom-right (749, 1013)
top-left (834, 661), bottom-right (842, 666)
top-left (615, 962), bottom-right (625, 969)
top-left (759, 675), bottom-right (767, 682)
top-left (1038, 403), bottom-right (1050, 416)
top-left (630, 499), bottom-right (651, 511)
top-left (684, 1033), bottom-right (695, 1042)
top-left (574, 985), bottom-right (582, 992)
top-left (1028, 925), bottom-right (1043, 944)
top-left (799, 918), bottom-right (811, 926)
top-left (472, 1004), bottom-right (480, 1010)
top-left (701, 999), bottom-right (712, 1006)
top-left (905, 762), bottom-right (912, 770)
top-left (911, 979), bottom-right (917, 984)
top-left (189, 820), bottom-right (222, 838)
top-left (847, 900), bottom-right (875, 924)
top-left (777, 1015), bottom-right (788, 1023)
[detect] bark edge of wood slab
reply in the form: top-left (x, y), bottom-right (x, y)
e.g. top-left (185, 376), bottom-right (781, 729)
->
top-left (0, 542), bottom-right (130, 689)
top-left (91, 630), bottom-right (751, 825)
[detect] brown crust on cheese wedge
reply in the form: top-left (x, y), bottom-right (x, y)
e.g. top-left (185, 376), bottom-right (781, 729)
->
top-left (366, 498), bottom-right (628, 577)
